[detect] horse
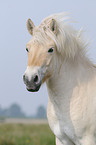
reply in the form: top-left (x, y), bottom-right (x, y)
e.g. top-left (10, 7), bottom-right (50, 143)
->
top-left (23, 13), bottom-right (96, 145)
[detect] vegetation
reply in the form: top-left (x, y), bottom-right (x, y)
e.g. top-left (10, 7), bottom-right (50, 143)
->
top-left (35, 106), bottom-right (46, 119)
top-left (0, 124), bottom-right (55, 145)
top-left (0, 104), bottom-right (25, 118)
top-left (0, 104), bottom-right (47, 119)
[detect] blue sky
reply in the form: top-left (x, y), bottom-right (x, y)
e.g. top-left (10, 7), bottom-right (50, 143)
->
top-left (0, 0), bottom-right (96, 115)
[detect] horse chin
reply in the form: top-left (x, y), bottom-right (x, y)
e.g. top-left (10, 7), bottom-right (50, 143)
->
top-left (26, 85), bottom-right (41, 92)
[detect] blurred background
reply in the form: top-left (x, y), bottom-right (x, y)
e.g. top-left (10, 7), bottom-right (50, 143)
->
top-left (0, 0), bottom-right (96, 144)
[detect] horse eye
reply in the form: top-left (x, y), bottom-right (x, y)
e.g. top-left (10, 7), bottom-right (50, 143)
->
top-left (48, 48), bottom-right (54, 53)
top-left (26, 48), bottom-right (29, 52)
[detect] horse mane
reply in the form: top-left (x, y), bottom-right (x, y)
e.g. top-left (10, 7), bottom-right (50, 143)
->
top-left (39, 13), bottom-right (89, 59)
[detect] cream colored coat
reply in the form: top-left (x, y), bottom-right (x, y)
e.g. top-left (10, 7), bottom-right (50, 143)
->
top-left (47, 57), bottom-right (96, 145)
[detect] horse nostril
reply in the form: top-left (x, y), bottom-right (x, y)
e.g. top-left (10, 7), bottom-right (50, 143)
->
top-left (33, 75), bottom-right (39, 83)
top-left (23, 74), bottom-right (25, 82)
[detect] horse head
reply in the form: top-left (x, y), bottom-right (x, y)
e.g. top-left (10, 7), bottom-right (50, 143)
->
top-left (23, 18), bottom-right (58, 92)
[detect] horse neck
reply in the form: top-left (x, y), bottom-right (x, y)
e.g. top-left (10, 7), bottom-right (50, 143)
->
top-left (46, 54), bottom-right (95, 102)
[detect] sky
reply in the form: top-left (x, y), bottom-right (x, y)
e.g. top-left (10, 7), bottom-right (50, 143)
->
top-left (0, 0), bottom-right (96, 115)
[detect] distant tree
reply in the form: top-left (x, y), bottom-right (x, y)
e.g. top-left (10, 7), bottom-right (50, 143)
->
top-left (0, 105), bottom-right (3, 116)
top-left (36, 105), bottom-right (46, 119)
top-left (6, 104), bottom-right (25, 118)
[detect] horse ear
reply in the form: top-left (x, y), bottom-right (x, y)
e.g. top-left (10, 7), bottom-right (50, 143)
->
top-left (50, 19), bottom-right (58, 34)
top-left (26, 19), bottom-right (35, 35)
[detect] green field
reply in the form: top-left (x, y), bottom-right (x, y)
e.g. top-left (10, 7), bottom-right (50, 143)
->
top-left (0, 123), bottom-right (55, 145)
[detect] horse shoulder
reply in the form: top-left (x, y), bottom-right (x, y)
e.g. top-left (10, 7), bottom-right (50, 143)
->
top-left (69, 76), bottom-right (96, 141)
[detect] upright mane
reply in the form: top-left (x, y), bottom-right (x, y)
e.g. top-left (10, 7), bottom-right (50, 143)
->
top-left (39, 13), bottom-right (88, 59)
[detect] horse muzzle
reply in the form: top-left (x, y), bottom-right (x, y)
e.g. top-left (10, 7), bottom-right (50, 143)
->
top-left (23, 66), bottom-right (44, 92)
top-left (23, 74), bottom-right (41, 92)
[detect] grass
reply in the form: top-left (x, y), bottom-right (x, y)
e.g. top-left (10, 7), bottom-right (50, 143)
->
top-left (0, 123), bottom-right (55, 145)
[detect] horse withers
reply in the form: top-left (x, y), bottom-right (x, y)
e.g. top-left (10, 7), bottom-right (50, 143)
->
top-left (23, 13), bottom-right (96, 145)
